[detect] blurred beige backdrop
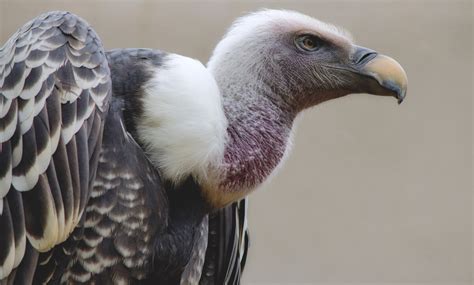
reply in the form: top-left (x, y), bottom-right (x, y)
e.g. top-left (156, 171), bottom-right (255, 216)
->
top-left (0, 1), bottom-right (472, 284)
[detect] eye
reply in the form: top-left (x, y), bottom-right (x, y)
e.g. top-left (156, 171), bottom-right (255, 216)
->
top-left (295, 34), bottom-right (321, 52)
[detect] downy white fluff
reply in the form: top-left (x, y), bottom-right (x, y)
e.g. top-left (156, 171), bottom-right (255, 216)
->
top-left (138, 54), bottom-right (228, 183)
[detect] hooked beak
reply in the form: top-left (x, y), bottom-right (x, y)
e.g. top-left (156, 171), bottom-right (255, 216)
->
top-left (350, 46), bottom-right (408, 104)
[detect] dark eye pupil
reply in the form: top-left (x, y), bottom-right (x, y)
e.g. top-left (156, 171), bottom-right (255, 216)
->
top-left (305, 39), bottom-right (314, 48)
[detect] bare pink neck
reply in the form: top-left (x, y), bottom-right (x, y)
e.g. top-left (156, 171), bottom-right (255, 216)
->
top-left (219, 92), bottom-right (295, 192)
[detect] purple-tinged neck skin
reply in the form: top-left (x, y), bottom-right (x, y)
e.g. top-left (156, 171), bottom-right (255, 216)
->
top-left (218, 83), bottom-right (297, 193)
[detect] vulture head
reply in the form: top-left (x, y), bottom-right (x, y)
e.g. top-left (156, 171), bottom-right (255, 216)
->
top-left (143, 9), bottom-right (407, 208)
top-left (208, 9), bottom-right (407, 109)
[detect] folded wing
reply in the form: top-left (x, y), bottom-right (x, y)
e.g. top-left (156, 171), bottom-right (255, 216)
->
top-left (0, 11), bottom-right (111, 280)
top-left (200, 198), bottom-right (250, 285)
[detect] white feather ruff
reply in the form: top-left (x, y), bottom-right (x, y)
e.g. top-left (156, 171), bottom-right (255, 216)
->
top-left (138, 54), bottom-right (228, 183)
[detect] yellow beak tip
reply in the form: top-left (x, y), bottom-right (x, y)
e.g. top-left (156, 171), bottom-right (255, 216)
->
top-left (364, 54), bottom-right (408, 102)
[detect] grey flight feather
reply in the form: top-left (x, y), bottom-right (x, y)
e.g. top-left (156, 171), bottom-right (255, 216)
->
top-left (200, 198), bottom-right (249, 285)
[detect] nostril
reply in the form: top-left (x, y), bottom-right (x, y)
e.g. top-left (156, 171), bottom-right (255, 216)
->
top-left (352, 46), bottom-right (378, 65)
top-left (356, 52), bottom-right (377, 65)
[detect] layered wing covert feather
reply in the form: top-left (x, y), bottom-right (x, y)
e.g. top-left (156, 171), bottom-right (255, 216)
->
top-left (59, 97), bottom-right (167, 284)
top-left (0, 11), bottom-right (111, 281)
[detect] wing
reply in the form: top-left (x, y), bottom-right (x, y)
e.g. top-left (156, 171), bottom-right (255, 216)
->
top-left (0, 11), bottom-right (111, 281)
top-left (200, 198), bottom-right (250, 285)
top-left (58, 97), bottom-right (167, 284)
top-left (180, 215), bottom-right (209, 285)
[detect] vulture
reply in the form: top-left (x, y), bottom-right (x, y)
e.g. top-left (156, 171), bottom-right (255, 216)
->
top-left (0, 9), bottom-right (407, 284)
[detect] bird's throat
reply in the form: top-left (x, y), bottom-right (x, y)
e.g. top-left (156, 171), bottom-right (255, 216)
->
top-left (205, 88), bottom-right (296, 208)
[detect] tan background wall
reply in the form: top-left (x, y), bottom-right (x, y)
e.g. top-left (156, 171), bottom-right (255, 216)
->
top-left (0, 1), bottom-right (472, 284)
